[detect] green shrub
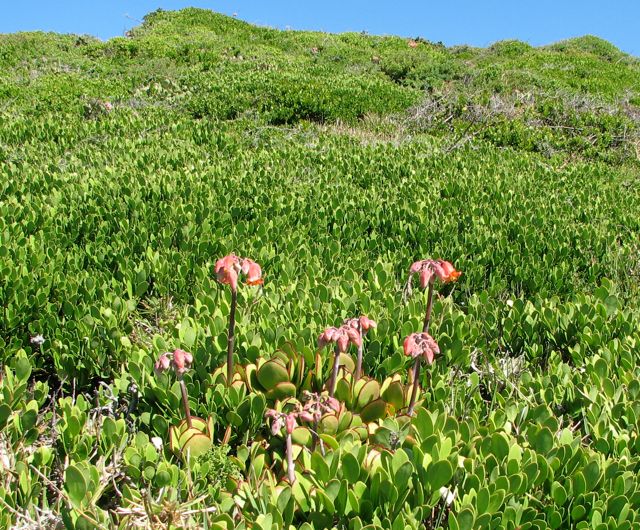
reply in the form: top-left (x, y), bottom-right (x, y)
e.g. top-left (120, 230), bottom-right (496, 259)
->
top-left (1, 8), bottom-right (640, 528)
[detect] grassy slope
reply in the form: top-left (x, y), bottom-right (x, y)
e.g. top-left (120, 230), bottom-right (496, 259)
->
top-left (1, 8), bottom-right (640, 528)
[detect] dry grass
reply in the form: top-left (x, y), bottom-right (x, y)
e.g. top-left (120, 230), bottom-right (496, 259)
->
top-left (319, 114), bottom-right (409, 146)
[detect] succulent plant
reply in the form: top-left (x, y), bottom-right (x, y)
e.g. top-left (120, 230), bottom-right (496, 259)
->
top-left (224, 349), bottom-right (316, 400)
top-left (215, 344), bottom-right (351, 403)
top-left (169, 416), bottom-right (214, 460)
top-left (333, 374), bottom-right (388, 423)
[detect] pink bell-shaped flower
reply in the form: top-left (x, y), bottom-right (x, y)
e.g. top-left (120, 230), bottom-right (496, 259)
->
top-left (403, 332), bottom-right (440, 365)
top-left (408, 259), bottom-right (461, 289)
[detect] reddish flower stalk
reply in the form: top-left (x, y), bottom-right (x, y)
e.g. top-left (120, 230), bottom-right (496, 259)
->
top-left (407, 358), bottom-right (421, 417)
top-left (178, 377), bottom-right (192, 429)
top-left (215, 254), bottom-right (263, 386)
top-left (265, 409), bottom-right (299, 484)
top-left (422, 280), bottom-right (436, 332)
top-left (227, 288), bottom-right (237, 385)
top-left (285, 432), bottom-right (295, 484)
top-left (343, 316), bottom-right (377, 380)
top-left (319, 324), bottom-right (361, 397)
top-left (406, 281), bottom-right (436, 417)
top-left (155, 349), bottom-right (194, 428)
top-left (328, 345), bottom-right (341, 398)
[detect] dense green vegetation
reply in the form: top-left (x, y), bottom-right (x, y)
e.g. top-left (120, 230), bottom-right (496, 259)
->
top-left (1, 7), bottom-right (640, 529)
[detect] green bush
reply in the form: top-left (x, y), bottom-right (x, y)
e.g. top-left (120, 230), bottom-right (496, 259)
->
top-left (0, 8), bottom-right (640, 528)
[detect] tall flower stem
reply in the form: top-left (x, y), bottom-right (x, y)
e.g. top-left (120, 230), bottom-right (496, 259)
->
top-left (178, 377), bottom-right (193, 429)
top-left (408, 281), bottom-right (435, 416)
top-left (328, 345), bottom-right (341, 398)
top-left (422, 280), bottom-right (435, 334)
top-left (407, 360), bottom-right (421, 416)
top-left (355, 324), bottom-right (364, 380)
top-left (286, 433), bottom-right (296, 484)
top-left (311, 420), bottom-right (319, 452)
top-left (309, 419), bottom-right (325, 456)
top-left (226, 288), bottom-right (237, 386)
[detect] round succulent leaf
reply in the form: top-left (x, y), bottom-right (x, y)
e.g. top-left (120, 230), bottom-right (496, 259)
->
top-left (359, 398), bottom-right (387, 423)
top-left (177, 427), bottom-right (203, 447)
top-left (582, 461), bottom-right (601, 492)
top-left (371, 427), bottom-right (393, 447)
top-left (353, 426), bottom-right (369, 441)
top-left (571, 503), bottom-right (587, 522)
top-left (318, 434), bottom-right (339, 451)
top-left (487, 489), bottom-right (505, 513)
top-left (272, 350), bottom-right (290, 364)
top-left (169, 425), bottom-right (180, 453)
top-left (244, 363), bottom-right (258, 391)
top-left (265, 381), bottom-right (297, 400)
top-left (257, 358), bottom-right (291, 390)
top-left (292, 426), bottom-right (313, 447)
top-left (356, 379), bottom-right (381, 410)
top-left (394, 461), bottom-right (413, 491)
top-left (182, 432), bottom-right (213, 459)
top-left (338, 410), bottom-right (354, 431)
top-left (338, 353), bottom-right (355, 374)
top-left (353, 378), bottom-right (367, 396)
top-left (548, 510), bottom-right (563, 529)
top-left (476, 486), bottom-right (490, 514)
top-left (189, 417), bottom-right (209, 432)
top-left (334, 377), bottom-right (351, 403)
top-left (531, 427), bottom-right (554, 454)
top-left (381, 381), bottom-right (405, 411)
top-left (320, 414), bottom-right (339, 435)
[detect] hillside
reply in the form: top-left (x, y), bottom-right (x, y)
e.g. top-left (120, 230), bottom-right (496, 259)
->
top-left (1, 8), bottom-right (640, 529)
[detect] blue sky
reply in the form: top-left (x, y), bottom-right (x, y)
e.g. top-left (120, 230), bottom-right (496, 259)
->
top-left (2, 1), bottom-right (639, 56)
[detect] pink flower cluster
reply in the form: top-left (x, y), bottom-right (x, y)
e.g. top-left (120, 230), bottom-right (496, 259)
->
top-left (154, 348), bottom-right (193, 376)
top-left (265, 409), bottom-right (298, 436)
top-left (215, 254), bottom-right (263, 292)
top-left (318, 315), bottom-right (377, 352)
top-left (265, 393), bottom-right (341, 436)
top-left (408, 259), bottom-right (461, 290)
top-left (298, 392), bottom-right (341, 423)
top-left (342, 315), bottom-right (377, 335)
top-left (318, 325), bottom-right (360, 352)
top-left (403, 333), bottom-right (440, 364)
